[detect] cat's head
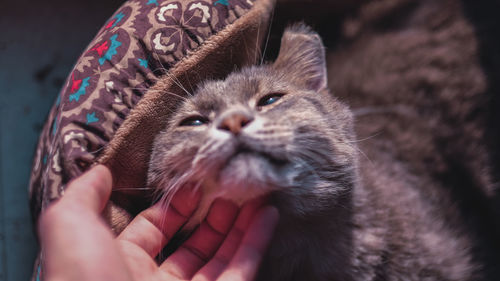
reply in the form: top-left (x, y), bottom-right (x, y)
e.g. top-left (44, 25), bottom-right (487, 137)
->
top-left (148, 24), bottom-right (357, 224)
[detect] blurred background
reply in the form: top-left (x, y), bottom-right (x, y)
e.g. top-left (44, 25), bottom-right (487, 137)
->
top-left (0, 1), bottom-right (123, 280)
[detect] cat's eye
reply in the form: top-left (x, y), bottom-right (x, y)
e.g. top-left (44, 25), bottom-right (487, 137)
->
top-left (179, 116), bottom-right (208, 126)
top-left (257, 93), bottom-right (285, 107)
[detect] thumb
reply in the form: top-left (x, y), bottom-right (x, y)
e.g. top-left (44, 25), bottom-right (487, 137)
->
top-left (63, 164), bottom-right (113, 213)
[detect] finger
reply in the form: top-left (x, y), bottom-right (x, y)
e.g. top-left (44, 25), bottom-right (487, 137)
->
top-left (38, 165), bottom-right (132, 281)
top-left (62, 164), bottom-right (113, 213)
top-left (160, 198), bottom-right (239, 279)
top-left (216, 206), bottom-right (279, 281)
top-left (118, 187), bottom-right (201, 258)
top-left (40, 207), bottom-right (132, 281)
top-left (192, 198), bottom-right (268, 281)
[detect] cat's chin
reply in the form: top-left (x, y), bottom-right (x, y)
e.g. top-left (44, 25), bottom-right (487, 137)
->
top-left (182, 159), bottom-right (277, 230)
top-left (216, 151), bottom-right (290, 200)
top-left (182, 151), bottom-right (293, 230)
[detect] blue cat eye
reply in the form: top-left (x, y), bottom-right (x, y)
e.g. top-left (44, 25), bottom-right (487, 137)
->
top-left (179, 116), bottom-right (208, 126)
top-left (257, 93), bottom-right (285, 107)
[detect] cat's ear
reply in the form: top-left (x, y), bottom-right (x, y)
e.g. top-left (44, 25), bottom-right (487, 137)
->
top-left (273, 24), bottom-right (327, 92)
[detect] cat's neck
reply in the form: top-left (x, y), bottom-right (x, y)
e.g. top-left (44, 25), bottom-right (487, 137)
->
top-left (259, 191), bottom-right (356, 281)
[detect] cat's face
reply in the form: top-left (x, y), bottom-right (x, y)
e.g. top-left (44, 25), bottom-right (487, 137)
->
top-left (148, 25), bottom-right (357, 222)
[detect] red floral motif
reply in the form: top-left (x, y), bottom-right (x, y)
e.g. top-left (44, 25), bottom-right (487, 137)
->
top-left (105, 19), bottom-right (117, 29)
top-left (90, 41), bottom-right (110, 57)
top-left (70, 77), bottom-right (82, 93)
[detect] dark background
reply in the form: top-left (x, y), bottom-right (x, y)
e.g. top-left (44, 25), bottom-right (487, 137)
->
top-left (0, 1), bottom-right (124, 280)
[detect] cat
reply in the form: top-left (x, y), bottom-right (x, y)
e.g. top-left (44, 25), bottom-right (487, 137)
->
top-left (147, 23), bottom-right (479, 280)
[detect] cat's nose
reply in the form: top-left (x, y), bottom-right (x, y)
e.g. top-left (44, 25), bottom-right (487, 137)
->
top-left (217, 113), bottom-right (253, 135)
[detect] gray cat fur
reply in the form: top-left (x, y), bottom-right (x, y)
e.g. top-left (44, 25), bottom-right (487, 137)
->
top-left (148, 23), bottom-right (478, 280)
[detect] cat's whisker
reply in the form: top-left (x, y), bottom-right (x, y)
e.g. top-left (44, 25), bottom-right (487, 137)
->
top-left (110, 67), bottom-right (158, 99)
top-left (151, 67), bottom-right (169, 75)
top-left (347, 131), bottom-right (382, 144)
top-left (162, 71), bottom-right (193, 97)
top-left (128, 86), bottom-right (189, 103)
top-left (244, 135), bottom-right (292, 147)
top-left (156, 190), bottom-right (175, 262)
top-left (192, 68), bottom-right (205, 86)
top-left (87, 146), bottom-right (105, 155)
top-left (253, 127), bottom-right (292, 135)
top-left (151, 52), bottom-right (169, 73)
top-left (160, 91), bottom-right (190, 102)
top-left (150, 161), bottom-right (185, 201)
top-left (151, 53), bottom-right (193, 97)
top-left (237, 31), bottom-right (251, 69)
top-left (254, 17), bottom-right (261, 64)
top-left (196, 138), bottom-right (219, 159)
top-left (115, 57), bottom-right (159, 83)
top-left (159, 166), bottom-right (197, 207)
top-left (126, 86), bottom-right (158, 92)
top-left (352, 105), bottom-right (415, 117)
top-left (353, 145), bottom-right (374, 166)
top-left (182, 72), bottom-right (196, 95)
top-left (260, 7), bottom-right (274, 65)
top-left (154, 168), bottom-right (200, 247)
top-left (151, 52), bottom-right (193, 97)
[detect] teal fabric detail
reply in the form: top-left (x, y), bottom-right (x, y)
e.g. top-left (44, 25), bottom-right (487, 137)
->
top-left (99, 34), bottom-right (122, 65)
top-left (111, 12), bottom-right (125, 28)
top-left (51, 118), bottom-right (57, 135)
top-left (139, 58), bottom-right (148, 68)
top-left (36, 264), bottom-right (41, 281)
top-left (69, 77), bottom-right (91, 102)
top-left (215, 0), bottom-right (229, 6)
top-left (86, 112), bottom-right (99, 125)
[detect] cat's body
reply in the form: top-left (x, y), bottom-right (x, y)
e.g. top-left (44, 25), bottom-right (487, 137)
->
top-left (148, 23), bottom-right (480, 281)
top-left (147, 1), bottom-right (492, 277)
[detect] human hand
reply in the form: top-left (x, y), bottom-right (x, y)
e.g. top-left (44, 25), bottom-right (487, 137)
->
top-left (39, 165), bottom-right (279, 281)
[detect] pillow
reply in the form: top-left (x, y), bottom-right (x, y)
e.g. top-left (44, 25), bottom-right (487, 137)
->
top-left (29, 0), bottom-right (274, 278)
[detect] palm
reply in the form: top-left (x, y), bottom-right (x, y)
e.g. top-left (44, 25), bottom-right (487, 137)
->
top-left (119, 192), bottom-right (270, 281)
top-left (40, 166), bottom-right (278, 281)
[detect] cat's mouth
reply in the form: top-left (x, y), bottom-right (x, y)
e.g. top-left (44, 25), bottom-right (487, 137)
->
top-left (207, 146), bottom-right (288, 205)
top-left (226, 145), bottom-right (288, 168)
top-left (212, 142), bottom-right (291, 191)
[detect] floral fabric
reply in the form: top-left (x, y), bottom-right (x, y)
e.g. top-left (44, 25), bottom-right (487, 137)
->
top-left (29, 0), bottom-right (256, 222)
